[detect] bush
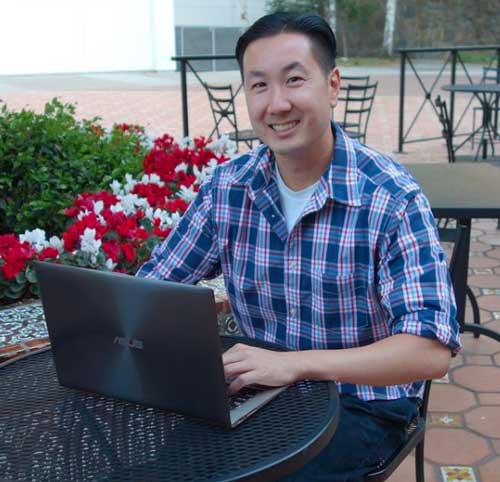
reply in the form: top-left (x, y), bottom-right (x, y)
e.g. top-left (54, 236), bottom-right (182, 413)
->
top-left (0, 98), bottom-right (149, 237)
top-left (0, 134), bottom-right (236, 304)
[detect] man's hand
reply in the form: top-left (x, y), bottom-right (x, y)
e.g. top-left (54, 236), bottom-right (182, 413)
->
top-left (223, 343), bottom-right (300, 395)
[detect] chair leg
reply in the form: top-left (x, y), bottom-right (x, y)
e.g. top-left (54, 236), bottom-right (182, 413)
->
top-left (467, 286), bottom-right (481, 339)
top-left (415, 440), bottom-right (425, 482)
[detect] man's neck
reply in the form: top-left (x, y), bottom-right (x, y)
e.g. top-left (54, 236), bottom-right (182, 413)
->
top-left (275, 138), bottom-right (335, 192)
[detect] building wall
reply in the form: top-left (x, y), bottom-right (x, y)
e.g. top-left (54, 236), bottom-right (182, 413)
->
top-left (173, 0), bottom-right (267, 71)
top-left (174, 0), bottom-right (267, 28)
top-left (0, 0), bottom-right (176, 75)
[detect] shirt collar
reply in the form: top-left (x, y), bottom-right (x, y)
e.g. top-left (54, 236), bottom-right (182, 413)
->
top-left (232, 122), bottom-right (361, 208)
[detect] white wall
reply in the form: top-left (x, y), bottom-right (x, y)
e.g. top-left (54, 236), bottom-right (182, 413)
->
top-left (174, 0), bottom-right (267, 28)
top-left (0, 0), bottom-right (176, 75)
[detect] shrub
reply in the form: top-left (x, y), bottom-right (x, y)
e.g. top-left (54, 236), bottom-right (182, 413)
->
top-left (0, 98), bottom-right (149, 237)
top-left (0, 134), bottom-right (236, 304)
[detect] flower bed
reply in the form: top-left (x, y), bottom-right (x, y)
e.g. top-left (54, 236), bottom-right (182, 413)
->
top-left (0, 132), bottom-right (235, 304)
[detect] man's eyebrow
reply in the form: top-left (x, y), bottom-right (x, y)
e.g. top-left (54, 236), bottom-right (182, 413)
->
top-left (246, 61), bottom-right (308, 80)
top-left (282, 61), bottom-right (307, 73)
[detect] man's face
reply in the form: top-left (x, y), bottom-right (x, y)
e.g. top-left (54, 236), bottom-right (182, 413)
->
top-left (242, 32), bottom-right (339, 164)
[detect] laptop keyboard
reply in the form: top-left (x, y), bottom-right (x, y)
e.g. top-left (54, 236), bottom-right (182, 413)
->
top-left (227, 385), bottom-right (266, 410)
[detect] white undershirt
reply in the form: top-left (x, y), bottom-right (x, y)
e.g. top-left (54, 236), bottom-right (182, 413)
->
top-left (275, 166), bottom-right (319, 233)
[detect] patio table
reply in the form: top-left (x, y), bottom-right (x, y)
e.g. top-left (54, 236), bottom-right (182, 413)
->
top-left (442, 83), bottom-right (500, 160)
top-left (0, 336), bottom-right (339, 482)
top-left (406, 162), bottom-right (500, 342)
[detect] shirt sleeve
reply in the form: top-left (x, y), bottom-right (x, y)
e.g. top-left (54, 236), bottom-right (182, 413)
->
top-left (377, 190), bottom-right (462, 355)
top-left (135, 176), bottom-right (221, 283)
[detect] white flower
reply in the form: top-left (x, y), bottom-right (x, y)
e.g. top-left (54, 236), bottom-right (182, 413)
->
top-left (105, 258), bottom-right (117, 271)
top-left (178, 185), bottom-right (197, 203)
top-left (124, 174), bottom-right (137, 193)
top-left (80, 228), bottom-right (102, 264)
top-left (193, 159), bottom-right (218, 185)
top-left (179, 136), bottom-right (194, 149)
top-left (110, 180), bottom-right (122, 195)
top-left (170, 211), bottom-right (181, 227)
top-left (118, 193), bottom-right (150, 216)
top-left (77, 209), bottom-right (90, 220)
top-left (93, 200), bottom-right (104, 216)
top-left (110, 203), bottom-right (124, 214)
top-left (19, 228), bottom-right (47, 252)
top-left (140, 173), bottom-right (164, 187)
top-left (174, 162), bottom-right (189, 174)
top-left (48, 236), bottom-right (64, 253)
top-left (207, 134), bottom-right (237, 156)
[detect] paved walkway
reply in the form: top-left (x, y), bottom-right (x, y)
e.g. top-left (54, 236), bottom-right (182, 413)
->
top-left (1, 65), bottom-right (499, 482)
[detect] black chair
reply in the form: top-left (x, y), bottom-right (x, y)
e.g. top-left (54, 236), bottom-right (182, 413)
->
top-left (435, 95), bottom-right (456, 164)
top-left (335, 75), bottom-right (370, 127)
top-left (365, 224), bottom-right (467, 482)
top-left (338, 82), bottom-right (378, 144)
top-left (204, 83), bottom-right (259, 151)
top-left (472, 66), bottom-right (500, 148)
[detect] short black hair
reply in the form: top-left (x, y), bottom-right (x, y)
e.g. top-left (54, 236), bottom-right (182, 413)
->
top-left (235, 12), bottom-right (337, 78)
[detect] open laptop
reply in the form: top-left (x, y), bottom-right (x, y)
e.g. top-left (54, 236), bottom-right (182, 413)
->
top-left (34, 261), bottom-right (287, 428)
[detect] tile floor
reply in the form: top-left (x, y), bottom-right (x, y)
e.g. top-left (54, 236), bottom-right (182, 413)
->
top-left (0, 65), bottom-right (499, 481)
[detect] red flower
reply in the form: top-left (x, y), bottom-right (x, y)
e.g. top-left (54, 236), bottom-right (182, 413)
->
top-left (38, 247), bottom-right (59, 261)
top-left (62, 213), bottom-right (106, 251)
top-left (102, 240), bottom-right (121, 262)
top-left (65, 192), bottom-right (119, 218)
top-left (1, 240), bottom-right (34, 280)
top-left (131, 182), bottom-right (172, 207)
top-left (0, 234), bottom-right (18, 255)
top-left (120, 243), bottom-right (136, 263)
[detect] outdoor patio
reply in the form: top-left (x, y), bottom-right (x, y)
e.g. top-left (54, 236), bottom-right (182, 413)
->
top-left (1, 64), bottom-right (499, 482)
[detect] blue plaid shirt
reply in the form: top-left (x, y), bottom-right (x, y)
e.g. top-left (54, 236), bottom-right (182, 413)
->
top-left (137, 123), bottom-right (461, 401)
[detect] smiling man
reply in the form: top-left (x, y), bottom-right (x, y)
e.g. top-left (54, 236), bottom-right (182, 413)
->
top-left (137, 12), bottom-right (460, 481)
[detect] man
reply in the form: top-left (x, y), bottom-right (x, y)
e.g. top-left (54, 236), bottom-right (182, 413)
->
top-left (137, 12), bottom-right (460, 481)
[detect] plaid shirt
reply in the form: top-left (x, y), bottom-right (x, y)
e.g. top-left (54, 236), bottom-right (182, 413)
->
top-left (137, 123), bottom-right (461, 401)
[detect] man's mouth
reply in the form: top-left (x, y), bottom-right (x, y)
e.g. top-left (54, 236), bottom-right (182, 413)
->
top-left (269, 120), bottom-right (299, 132)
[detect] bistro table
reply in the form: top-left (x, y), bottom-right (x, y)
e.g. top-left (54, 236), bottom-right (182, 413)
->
top-left (406, 162), bottom-right (500, 342)
top-left (0, 336), bottom-right (339, 482)
top-left (442, 83), bottom-right (500, 160)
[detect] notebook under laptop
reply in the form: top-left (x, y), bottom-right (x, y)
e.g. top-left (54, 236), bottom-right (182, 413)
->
top-left (34, 261), bottom-right (287, 428)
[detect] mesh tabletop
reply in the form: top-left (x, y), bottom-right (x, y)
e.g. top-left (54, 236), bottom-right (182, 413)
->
top-left (0, 339), bottom-right (338, 482)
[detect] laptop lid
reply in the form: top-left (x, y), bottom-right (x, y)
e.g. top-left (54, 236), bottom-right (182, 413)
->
top-left (34, 261), bottom-right (232, 427)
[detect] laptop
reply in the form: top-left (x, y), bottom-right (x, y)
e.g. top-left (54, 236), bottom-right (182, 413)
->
top-left (34, 261), bottom-right (287, 428)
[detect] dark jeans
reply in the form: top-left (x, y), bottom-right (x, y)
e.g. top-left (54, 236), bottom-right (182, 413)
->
top-left (280, 394), bottom-right (420, 482)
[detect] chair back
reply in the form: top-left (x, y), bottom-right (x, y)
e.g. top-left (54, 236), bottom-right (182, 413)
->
top-left (438, 223), bottom-right (469, 324)
top-left (481, 66), bottom-right (500, 83)
top-left (341, 75), bottom-right (370, 86)
top-left (338, 82), bottom-right (378, 143)
top-left (204, 83), bottom-right (240, 140)
top-left (435, 95), bottom-right (456, 163)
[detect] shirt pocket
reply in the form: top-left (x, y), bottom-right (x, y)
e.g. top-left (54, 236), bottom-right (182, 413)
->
top-left (310, 270), bottom-right (370, 331)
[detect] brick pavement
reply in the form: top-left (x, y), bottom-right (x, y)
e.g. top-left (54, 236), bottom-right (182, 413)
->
top-left (1, 67), bottom-right (499, 482)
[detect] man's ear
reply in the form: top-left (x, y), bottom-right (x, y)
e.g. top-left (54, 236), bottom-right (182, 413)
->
top-left (328, 68), bottom-right (341, 109)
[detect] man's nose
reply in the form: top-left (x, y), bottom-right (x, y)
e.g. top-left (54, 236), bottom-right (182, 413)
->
top-left (267, 86), bottom-right (292, 115)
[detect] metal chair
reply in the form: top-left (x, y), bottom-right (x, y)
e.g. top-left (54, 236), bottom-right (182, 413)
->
top-left (365, 223), bottom-right (467, 482)
top-left (472, 66), bottom-right (500, 148)
top-left (204, 83), bottom-right (259, 151)
top-left (334, 75), bottom-right (370, 127)
top-left (338, 82), bottom-right (378, 144)
top-left (435, 95), bottom-right (456, 164)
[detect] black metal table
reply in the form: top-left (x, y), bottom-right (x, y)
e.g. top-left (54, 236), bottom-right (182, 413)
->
top-left (442, 83), bottom-right (500, 160)
top-left (0, 337), bottom-right (339, 482)
top-left (406, 162), bottom-right (500, 342)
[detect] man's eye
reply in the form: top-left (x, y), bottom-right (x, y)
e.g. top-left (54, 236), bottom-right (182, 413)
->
top-left (287, 76), bottom-right (303, 84)
top-left (251, 82), bottom-right (266, 90)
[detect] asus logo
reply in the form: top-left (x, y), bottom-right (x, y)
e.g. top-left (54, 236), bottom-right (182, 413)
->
top-left (113, 336), bottom-right (144, 350)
